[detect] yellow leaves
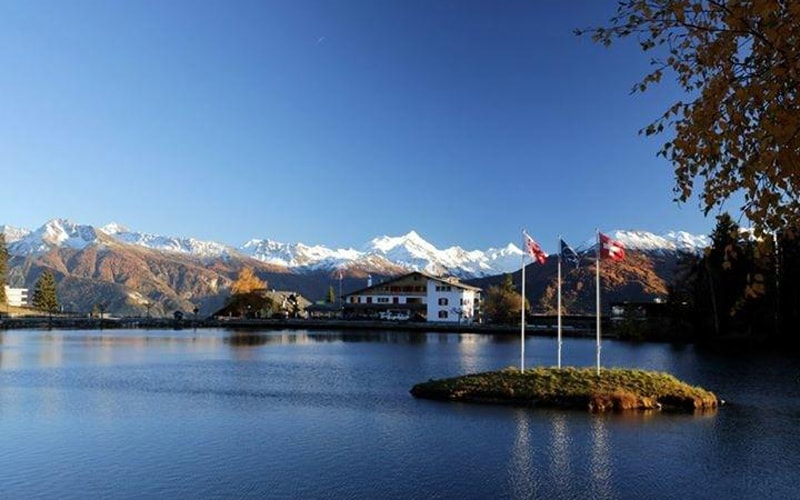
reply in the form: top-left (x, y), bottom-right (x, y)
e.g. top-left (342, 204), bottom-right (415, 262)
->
top-left (745, 273), bottom-right (766, 299)
top-left (231, 267), bottom-right (267, 295)
top-left (583, 0), bottom-right (800, 238)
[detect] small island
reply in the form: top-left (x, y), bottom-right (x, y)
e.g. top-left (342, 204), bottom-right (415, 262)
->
top-left (410, 367), bottom-right (720, 412)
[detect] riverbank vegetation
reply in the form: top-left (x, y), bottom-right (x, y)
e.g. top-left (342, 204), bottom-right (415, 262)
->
top-left (411, 367), bottom-right (719, 413)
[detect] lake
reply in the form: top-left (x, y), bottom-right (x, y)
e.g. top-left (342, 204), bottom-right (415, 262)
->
top-left (1, 328), bottom-right (798, 499)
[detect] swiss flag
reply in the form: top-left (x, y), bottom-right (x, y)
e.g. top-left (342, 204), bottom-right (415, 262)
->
top-left (600, 232), bottom-right (625, 261)
top-left (524, 233), bottom-right (548, 265)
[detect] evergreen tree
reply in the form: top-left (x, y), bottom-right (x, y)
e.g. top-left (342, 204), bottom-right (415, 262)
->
top-left (326, 285), bottom-right (336, 304)
top-left (0, 233), bottom-right (8, 304)
top-left (32, 269), bottom-right (59, 313)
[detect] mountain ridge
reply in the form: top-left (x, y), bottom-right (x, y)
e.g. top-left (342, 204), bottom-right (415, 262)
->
top-left (2, 218), bottom-right (711, 279)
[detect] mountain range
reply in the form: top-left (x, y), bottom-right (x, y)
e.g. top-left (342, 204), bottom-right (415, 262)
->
top-left (1, 219), bottom-right (711, 316)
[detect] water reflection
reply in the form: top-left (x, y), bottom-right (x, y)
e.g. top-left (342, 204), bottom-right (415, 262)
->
top-left (1, 328), bottom-right (799, 499)
top-left (508, 409), bottom-right (537, 498)
top-left (589, 416), bottom-right (615, 499)
top-left (549, 413), bottom-right (573, 497)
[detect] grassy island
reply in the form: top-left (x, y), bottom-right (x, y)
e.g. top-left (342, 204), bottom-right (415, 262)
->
top-left (410, 367), bottom-right (719, 412)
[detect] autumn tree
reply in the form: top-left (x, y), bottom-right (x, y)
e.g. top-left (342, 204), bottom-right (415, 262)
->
top-left (580, 1), bottom-right (800, 237)
top-left (32, 269), bottom-right (59, 313)
top-left (482, 274), bottom-right (528, 325)
top-left (0, 233), bottom-right (7, 304)
top-left (231, 267), bottom-right (267, 294)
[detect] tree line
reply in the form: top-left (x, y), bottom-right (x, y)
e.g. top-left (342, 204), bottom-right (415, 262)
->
top-left (668, 213), bottom-right (798, 344)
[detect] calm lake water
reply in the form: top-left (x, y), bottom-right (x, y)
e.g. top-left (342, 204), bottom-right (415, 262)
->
top-left (1, 328), bottom-right (798, 499)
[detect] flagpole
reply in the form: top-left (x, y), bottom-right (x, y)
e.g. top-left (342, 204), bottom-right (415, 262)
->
top-left (595, 229), bottom-right (601, 375)
top-left (557, 236), bottom-right (562, 369)
top-left (520, 231), bottom-right (526, 373)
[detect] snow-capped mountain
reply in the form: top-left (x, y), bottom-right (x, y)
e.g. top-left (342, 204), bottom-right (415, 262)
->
top-left (1, 219), bottom-right (712, 279)
top-left (610, 230), bottom-right (710, 254)
top-left (5, 219), bottom-right (102, 255)
top-left (240, 239), bottom-right (363, 268)
top-left (101, 223), bottom-right (234, 259)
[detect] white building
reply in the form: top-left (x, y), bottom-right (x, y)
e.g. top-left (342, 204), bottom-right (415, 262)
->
top-left (343, 271), bottom-right (481, 323)
top-left (4, 286), bottom-right (29, 307)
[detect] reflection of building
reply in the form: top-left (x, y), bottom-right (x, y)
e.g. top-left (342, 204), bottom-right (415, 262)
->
top-left (4, 286), bottom-right (29, 307)
top-left (342, 271), bottom-right (481, 323)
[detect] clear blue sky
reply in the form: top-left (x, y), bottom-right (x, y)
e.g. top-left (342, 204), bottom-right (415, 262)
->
top-left (0, 0), bottom-right (721, 252)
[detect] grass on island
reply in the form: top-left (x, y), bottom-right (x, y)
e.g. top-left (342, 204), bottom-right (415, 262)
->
top-left (410, 367), bottom-right (719, 413)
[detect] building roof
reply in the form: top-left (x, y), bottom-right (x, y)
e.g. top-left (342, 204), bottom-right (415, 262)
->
top-left (343, 271), bottom-right (481, 297)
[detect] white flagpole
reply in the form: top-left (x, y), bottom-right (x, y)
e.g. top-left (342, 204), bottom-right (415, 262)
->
top-left (520, 231), bottom-right (527, 373)
top-left (595, 229), bottom-right (601, 375)
top-left (557, 236), bottom-right (562, 369)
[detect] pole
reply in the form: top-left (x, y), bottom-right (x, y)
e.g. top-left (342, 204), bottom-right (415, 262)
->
top-left (338, 271), bottom-right (343, 317)
top-left (595, 229), bottom-right (601, 375)
top-left (557, 236), bottom-right (562, 369)
top-left (520, 232), bottom-right (527, 373)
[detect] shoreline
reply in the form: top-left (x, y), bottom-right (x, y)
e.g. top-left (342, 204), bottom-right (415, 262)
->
top-left (0, 315), bottom-right (619, 338)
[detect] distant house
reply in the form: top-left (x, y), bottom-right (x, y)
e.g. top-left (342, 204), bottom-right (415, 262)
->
top-left (342, 271), bottom-right (481, 323)
top-left (212, 289), bottom-right (311, 319)
top-left (305, 302), bottom-right (342, 319)
top-left (4, 286), bottom-right (29, 307)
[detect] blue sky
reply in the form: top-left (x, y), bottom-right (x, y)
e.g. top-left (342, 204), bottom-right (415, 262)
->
top-left (0, 0), bottom-right (722, 252)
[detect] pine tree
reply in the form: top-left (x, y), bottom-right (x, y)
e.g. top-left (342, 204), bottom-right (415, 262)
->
top-left (0, 233), bottom-right (8, 305)
top-left (32, 269), bottom-right (59, 313)
top-left (326, 285), bottom-right (336, 304)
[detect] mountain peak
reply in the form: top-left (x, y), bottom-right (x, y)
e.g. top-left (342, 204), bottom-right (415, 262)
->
top-left (3, 219), bottom-right (713, 279)
top-left (611, 229), bottom-right (709, 253)
top-left (101, 222), bottom-right (130, 235)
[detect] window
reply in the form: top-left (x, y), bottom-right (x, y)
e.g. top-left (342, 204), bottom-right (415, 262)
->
top-left (366, 297), bottom-right (372, 304)
top-left (438, 310), bottom-right (449, 319)
top-left (377, 297), bottom-right (390, 303)
top-left (438, 298), bottom-right (448, 306)
top-left (393, 297), bottom-right (399, 304)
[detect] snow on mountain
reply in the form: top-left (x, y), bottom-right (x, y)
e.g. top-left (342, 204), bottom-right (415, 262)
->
top-left (239, 239), bottom-right (362, 268)
top-left (362, 231), bottom-right (524, 277)
top-left (7, 219), bottom-right (101, 255)
top-left (101, 223), bottom-right (233, 258)
top-left (240, 230), bottom-right (524, 278)
top-left (2, 219), bottom-right (712, 277)
top-left (0, 224), bottom-right (31, 243)
top-left (611, 230), bottom-right (710, 254)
